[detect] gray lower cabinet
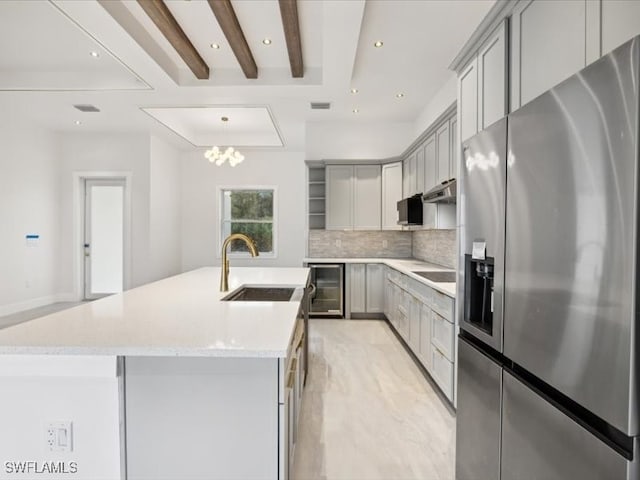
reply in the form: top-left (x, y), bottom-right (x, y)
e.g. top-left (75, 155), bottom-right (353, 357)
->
top-left (365, 263), bottom-right (385, 313)
top-left (349, 264), bottom-right (366, 313)
top-left (418, 305), bottom-right (432, 371)
top-left (407, 294), bottom-right (421, 352)
top-left (384, 267), bottom-right (456, 403)
top-left (349, 263), bottom-right (385, 315)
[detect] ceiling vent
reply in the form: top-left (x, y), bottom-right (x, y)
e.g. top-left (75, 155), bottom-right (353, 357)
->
top-left (73, 104), bottom-right (101, 113)
top-left (310, 102), bottom-right (331, 110)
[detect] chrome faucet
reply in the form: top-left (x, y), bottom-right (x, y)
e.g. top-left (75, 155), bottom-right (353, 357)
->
top-left (220, 233), bottom-right (259, 291)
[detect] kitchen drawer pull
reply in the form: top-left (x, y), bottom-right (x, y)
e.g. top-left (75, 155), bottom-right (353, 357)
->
top-left (287, 358), bottom-right (297, 389)
top-left (295, 332), bottom-right (305, 351)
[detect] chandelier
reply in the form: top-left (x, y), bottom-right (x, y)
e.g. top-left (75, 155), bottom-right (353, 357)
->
top-left (204, 116), bottom-right (245, 167)
top-left (204, 146), bottom-right (245, 167)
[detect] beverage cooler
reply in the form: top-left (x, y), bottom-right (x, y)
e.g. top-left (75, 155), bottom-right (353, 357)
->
top-left (307, 264), bottom-right (344, 317)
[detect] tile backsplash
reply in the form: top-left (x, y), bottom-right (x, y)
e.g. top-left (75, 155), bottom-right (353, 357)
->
top-left (308, 230), bottom-right (412, 258)
top-left (412, 229), bottom-right (456, 269)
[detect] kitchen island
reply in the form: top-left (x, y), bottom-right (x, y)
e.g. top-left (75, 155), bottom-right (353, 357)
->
top-left (0, 267), bottom-right (310, 480)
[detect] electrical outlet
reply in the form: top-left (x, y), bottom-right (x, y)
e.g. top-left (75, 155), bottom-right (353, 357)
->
top-left (45, 421), bottom-right (73, 453)
top-left (382, 240), bottom-right (388, 248)
top-left (335, 239), bottom-right (342, 248)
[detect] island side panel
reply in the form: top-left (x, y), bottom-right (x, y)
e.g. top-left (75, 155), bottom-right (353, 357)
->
top-left (125, 356), bottom-right (279, 480)
top-left (0, 355), bottom-right (124, 480)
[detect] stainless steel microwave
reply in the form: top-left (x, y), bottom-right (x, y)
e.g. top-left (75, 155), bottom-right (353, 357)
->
top-left (397, 194), bottom-right (423, 225)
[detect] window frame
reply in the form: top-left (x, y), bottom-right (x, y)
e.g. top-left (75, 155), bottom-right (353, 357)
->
top-left (217, 185), bottom-right (278, 259)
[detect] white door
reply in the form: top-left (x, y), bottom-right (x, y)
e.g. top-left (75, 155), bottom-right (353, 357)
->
top-left (84, 179), bottom-right (125, 299)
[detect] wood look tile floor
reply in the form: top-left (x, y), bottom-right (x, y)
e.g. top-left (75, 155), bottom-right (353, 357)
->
top-left (292, 319), bottom-right (456, 480)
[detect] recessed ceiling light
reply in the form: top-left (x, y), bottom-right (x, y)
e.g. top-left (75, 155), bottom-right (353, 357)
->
top-left (374, 41), bottom-right (384, 48)
top-left (396, 93), bottom-right (405, 98)
top-left (350, 88), bottom-right (358, 94)
top-left (262, 38), bottom-right (272, 45)
top-left (89, 51), bottom-right (100, 58)
top-left (352, 108), bottom-right (359, 114)
top-left (210, 43), bottom-right (220, 49)
top-left (74, 120), bottom-right (82, 125)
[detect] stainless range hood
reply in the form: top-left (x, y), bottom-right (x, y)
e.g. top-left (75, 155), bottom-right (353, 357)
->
top-left (423, 178), bottom-right (456, 203)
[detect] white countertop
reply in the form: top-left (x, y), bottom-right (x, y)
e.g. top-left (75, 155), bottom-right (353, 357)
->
top-left (0, 267), bottom-right (310, 358)
top-left (304, 257), bottom-right (456, 298)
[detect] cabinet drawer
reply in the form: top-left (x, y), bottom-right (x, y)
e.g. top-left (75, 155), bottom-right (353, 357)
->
top-left (432, 347), bottom-right (454, 400)
top-left (431, 289), bottom-right (454, 322)
top-left (388, 269), bottom-right (401, 284)
top-left (419, 306), bottom-right (432, 372)
top-left (431, 312), bottom-right (455, 361)
top-left (412, 282), bottom-right (432, 304)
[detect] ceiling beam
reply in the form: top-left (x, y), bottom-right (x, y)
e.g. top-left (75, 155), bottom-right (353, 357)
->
top-left (278, 0), bottom-right (303, 78)
top-left (137, 0), bottom-right (209, 79)
top-left (207, 0), bottom-right (258, 79)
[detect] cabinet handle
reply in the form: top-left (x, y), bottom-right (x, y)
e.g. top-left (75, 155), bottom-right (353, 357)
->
top-left (287, 358), bottom-right (297, 389)
top-left (295, 332), bottom-right (305, 351)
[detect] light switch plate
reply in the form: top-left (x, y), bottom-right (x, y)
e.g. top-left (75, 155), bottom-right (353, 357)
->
top-left (45, 421), bottom-right (73, 453)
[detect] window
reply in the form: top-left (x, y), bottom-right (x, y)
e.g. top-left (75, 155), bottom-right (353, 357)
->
top-left (220, 188), bottom-right (276, 256)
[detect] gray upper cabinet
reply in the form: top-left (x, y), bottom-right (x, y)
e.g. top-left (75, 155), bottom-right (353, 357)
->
top-left (600, 0), bottom-right (640, 55)
top-left (436, 122), bottom-right (450, 184)
top-left (415, 147), bottom-right (425, 194)
top-left (478, 21), bottom-right (507, 129)
top-left (382, 162), bottom-right (403, 230)
top-left (457, 20), bottom-right (507, 145)
top-left (458, 58), bottom-right (478, 143)
top-left (325, 165), bottom-right (353, 230)
top-left (424, 135), bottom-right (437, 191)
top-left (449, 118), bottom-right (458, 180)
top-left (326, 165), bottom-right (381, 231)
top-left (511, 0), bottom-right (586, 109)
top-left (403, 153), bottom-right (417, 197)
top-left (353, 165), bottom-right (381, 230)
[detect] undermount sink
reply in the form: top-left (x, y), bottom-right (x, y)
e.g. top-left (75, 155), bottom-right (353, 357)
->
top-left (413, 271), bottom-right (457, 283)
top-left (222, 287), bottom-right (297, 302)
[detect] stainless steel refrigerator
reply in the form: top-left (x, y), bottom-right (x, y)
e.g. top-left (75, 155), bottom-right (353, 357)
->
top-left (456, 36), bottom-right (640, 479)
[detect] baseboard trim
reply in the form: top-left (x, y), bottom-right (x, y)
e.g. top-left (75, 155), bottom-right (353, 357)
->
top-left (349, 312), bottom-right (386, 320)
top-left (0, 293), bottom-right (79, 317)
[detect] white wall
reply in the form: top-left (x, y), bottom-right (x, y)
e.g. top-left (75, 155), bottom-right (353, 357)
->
top-left (149, 136), bottom-right (182, 281)
top-left (305, 121), bottom-right (415, 160)
top-left (181, 150), bottom-right (306, 270)
top-left (0, 122), bottom-right (61, 315)
top-left (57, 133), bottom-right (151, 294)
top-left (414, 75), bottom-right (457, 137)
top-left (0, 356), bottom-right (123, 480)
